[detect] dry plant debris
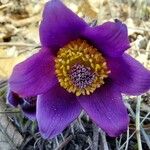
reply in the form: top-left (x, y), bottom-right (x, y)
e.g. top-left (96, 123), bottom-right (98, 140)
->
top-left (0, 0), bottom-right (150, 149)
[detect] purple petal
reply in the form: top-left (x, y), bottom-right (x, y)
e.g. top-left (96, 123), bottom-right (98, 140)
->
top-left (78, 82), bottom-right (129, 137)
top-left (21, 108), bottom-right (36, 121)
top-left (40, 0), bottom-right (87, 54)
top-left (82, 19), bottom-right (130, 57)
top-left (7, 89), bottom-right (22, 107)
top-left (20, 97), bottom-right (37, 120)
top-left (108, 54), bottom-right (150, 95)
top-left (9, 48), bottom-right (57, 97)
top-left (7, 90), bottom-right (36, 120)
top-left (37, 85), bottom-right (81, 139)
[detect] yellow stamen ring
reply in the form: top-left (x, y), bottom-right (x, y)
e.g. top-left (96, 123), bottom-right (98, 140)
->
top-left (55, 39), bottom-right (110, 96)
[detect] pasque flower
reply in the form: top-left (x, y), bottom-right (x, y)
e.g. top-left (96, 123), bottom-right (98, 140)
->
top-left (7, 0), bottom-right (150, 139)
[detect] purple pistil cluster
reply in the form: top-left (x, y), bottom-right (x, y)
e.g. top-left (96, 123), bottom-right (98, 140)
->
top-left (70, 64), bottom-right (95, 88)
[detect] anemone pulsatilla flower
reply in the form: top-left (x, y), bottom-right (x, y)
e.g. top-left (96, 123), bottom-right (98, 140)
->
top-left (7, 0), bottom-right (150, 139)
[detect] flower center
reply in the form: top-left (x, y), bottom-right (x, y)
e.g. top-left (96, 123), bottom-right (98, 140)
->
top-left (55, 39), bottom-right (110, 96)
top-left (70, 64), bottom-right (95, 88)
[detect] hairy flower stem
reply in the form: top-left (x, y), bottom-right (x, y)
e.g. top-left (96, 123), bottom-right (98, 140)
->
top-left (136, 96), bottom-right (142, 150)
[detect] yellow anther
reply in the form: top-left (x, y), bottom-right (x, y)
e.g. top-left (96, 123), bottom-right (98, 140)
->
top-left (55, 39), bottom-right (110, 96)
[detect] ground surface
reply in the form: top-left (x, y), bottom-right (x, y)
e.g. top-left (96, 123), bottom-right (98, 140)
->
top-left (0, 0), bottom-right (150, 150)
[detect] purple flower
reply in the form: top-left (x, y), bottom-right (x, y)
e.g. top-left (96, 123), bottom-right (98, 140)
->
top-left (7, 88), bottom-right (36, 120)
top-left (7, 0), bottom-right (150, 139)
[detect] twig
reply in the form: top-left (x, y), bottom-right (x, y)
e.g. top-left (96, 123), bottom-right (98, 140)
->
top-left (120, 101), bottom-right (150, 149)
top-left (60, 133), bottom-right (65, 141)
top-left (97, 0), bottom-right (106, 24)
top-left (33, 137), bottom-right (41, 149)
top-left (128, 26), bottom-right (150, 32)
top-left (118, 134), bottom-right (123, 148)
top-left (140, 112), bottom-right (150, 149)
top-left (0, 3), bottom-right (12, 10)
top-left (0, 42), bottom-right (38, 47)
top-left (70, 122), bottom-right (75, 134)
top-left (77, 118), bottom-right (86, 132)
top-left (0, 80), bottom-right (7, 88)
top-left (119, 131), bottom-right (135, 150)
top-left (0, 122), bottom-right (18, 150)
top-left (55, 135), bottom-right (73, 150)
top-left (125, 127), bottom-right (129, 150)
top-left (99, 128), bottom-right (109, 150)
top-left (135, 0), bottom-right (143, 19)
top-left (136, 96), bottom-right (142, 150)
top-left (0, 111), bottom-right (20, 114)
top-left (55, 137), bottom-right (59, 148)
top-left (9, 15), bottom-right (41, 27)
top-left (144, 41), bottom-right (150, 67)
top-left (141, 127), bottom-right (150, 149)
top-left (140, 112), bottom-right (150, 125)
top-left (127, 0), bottom-right (132, 18)
top-left (115, 138), bottom-right (120, 150)
top-left (85, 137), bottom-right (93, 150)
top-left (20, 136), bottom-right (34, 149)
top-left (92, 124), bottom-right (99, 150)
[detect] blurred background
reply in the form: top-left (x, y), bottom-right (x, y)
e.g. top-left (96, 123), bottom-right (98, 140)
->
top-left (0, 0), bottom-right (150, 149)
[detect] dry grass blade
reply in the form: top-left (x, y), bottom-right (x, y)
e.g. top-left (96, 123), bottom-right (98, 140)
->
top-left (92, 124), bottom-right (99, 150)
top-left (0, 0), bottom-right (150, 149)
top-left (55, 135), bottom-right (74, 150)
top-left (136, 96), bottom-right (143, 150)
top-left (99, 128), bottom-right (109, 150)
top-left (0, 82), bottom-right (23, 150)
